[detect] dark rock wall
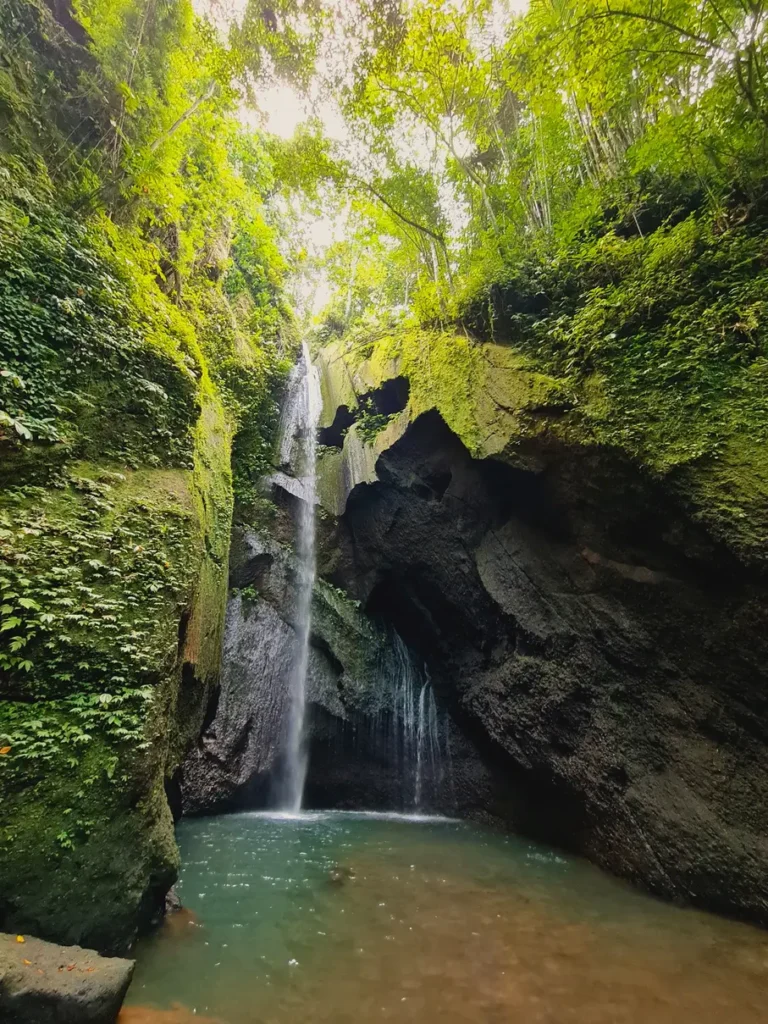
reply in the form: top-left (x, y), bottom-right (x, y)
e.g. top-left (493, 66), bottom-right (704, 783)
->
top-left (180, 520), bottom-right (471, 816)
top-left (322, 409), bottom-right (768, 925)
top-left (304, 703), bottom-right (516, 822)
top-left (180, 529), bottom-right (337, 813)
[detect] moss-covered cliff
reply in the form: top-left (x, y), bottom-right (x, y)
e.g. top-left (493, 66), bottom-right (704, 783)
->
top-left (312, 292), bottom-right (768, 925)
top-left (317, 216), bottom-right (768, 571)
top-left (0, 0), bottom-right (287, 951)
top-left (0, 222), bottom-right (237, 948)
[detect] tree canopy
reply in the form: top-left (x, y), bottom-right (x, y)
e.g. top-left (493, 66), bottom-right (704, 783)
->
top-left (248, 0), bottom-right (764, 335)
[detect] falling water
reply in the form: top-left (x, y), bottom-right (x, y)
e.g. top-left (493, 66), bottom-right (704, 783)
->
top-left (266, 347), bottom-right (446, 813)
top-left (386, 634), bottom-right (448, 810)
top-left (329, 633), bottom-right (450, 812)
top-left (271, 342), bottom-right (321, 813)
top-left (391, 632), bottom-right (417, 780)
top-left (414, 675), bottom-right (440, 809)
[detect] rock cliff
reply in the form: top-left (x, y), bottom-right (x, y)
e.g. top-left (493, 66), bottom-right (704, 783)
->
top-left (310, 329), bottom-right (768, 926)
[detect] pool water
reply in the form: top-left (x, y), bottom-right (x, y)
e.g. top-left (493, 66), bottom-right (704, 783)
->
top-left (121, 811), bottom-right (768, 1024)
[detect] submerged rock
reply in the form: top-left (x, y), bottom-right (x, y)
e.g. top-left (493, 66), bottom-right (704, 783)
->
top-left (327, 864), bottom-right (356, 885)
top-left (0, 932), bottom-right (134, 1023)
top-left (164, 887), bottom-right (183, 915)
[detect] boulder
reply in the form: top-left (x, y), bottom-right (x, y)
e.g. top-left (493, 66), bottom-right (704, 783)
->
top-left (0, 932), bottom-right (134, 1023)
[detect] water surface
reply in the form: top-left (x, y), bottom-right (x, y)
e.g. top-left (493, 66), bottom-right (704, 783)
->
top-left (123, 811), bottom-right (768, 1023)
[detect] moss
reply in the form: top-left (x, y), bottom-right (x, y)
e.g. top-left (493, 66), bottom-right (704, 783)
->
top-left (321, 328), bottom-right (572, 456)
top-left (319, 213), bottom-right (768, 567)
top-left (316, 448), bottom-right (347, 516)
top-left (0, 391), bottom-right (234, 954)
top-left (389, 329), bottom-right (483, 451)
top-left (165, 394), bottom-right (233, 768)
top-left (317, 340), bottom-right (360, 430)
top-left (0, 0), bottom-right (282, 954)
top-left (310, 579), bottom-right (391, 717)
top-left (675, 428), bottom-right (768, 562)
top-left (0, 737), bottom-right (178, 952)
top-left (320, 316), bottom-right (768, 568)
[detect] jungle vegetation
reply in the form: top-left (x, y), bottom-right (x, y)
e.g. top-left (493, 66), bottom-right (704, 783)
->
top-left (0, 0), bottom-right (767, 906)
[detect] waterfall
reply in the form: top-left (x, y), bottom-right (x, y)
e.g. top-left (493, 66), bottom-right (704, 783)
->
top-left (264, 346), bottom-right (450, 815)
top-left (270, 342), bottom-right (321, 813)
top-left (386, 635), bottom-right (448, 811)
top-left (414, 675), bottom-right (440, 810)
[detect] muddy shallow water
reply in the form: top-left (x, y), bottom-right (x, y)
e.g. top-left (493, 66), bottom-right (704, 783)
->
top-left (122, 811), bottom-right (768, 1024)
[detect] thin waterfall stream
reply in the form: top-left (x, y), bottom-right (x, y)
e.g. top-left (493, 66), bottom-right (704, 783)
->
top-left (270, 341), bottom-right (321, 813)
top-left (388, 635), bottom-right (445, 811)
top-left (414, 675), bottom-right (439, 809)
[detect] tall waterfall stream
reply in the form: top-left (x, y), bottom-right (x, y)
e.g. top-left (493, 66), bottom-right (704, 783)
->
top-left (269, 342), bottom-right (321, 813)
top-left (122, 347), bottom-right (768, 1024)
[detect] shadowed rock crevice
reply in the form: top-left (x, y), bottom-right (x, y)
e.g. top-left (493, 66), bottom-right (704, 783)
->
top-left (317, 378), bottom-right (411, 450)
top-left (367, 375), bottom-right (410, 416)
top-left (318, 405), bottom-right (357, 448)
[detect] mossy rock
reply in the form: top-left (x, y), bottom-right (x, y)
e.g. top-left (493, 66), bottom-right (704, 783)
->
top-left (316, 327), bottom-right (768, 568)
top-left (0, 395), bottom-right (233, 952)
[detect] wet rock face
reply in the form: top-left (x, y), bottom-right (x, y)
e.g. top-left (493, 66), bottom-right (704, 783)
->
top-left (326, 409), bottom-right (768, 925)
top-left (180, 511), bottom-right (494, 817)
top-left (181, 590), bottom-right (294, 813)
top-left (303, 702), bottom-right (514, 822)
top-left (180, 529), bottom-right (322, 813)
top-left (180, 523), bottom-right (454, 815)
top-left (0, 932), bottom-right (133, 1023)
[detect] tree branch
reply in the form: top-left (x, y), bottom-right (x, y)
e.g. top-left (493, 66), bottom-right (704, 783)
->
top-left (149, 81), bottom-right (217, 154)
top-left (353, 176), bottom-right (446, 247)
top-left (582, 9), bottom-right (725, 53)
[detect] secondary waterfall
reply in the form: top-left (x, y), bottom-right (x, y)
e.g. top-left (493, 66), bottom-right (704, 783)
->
top-left (270, 342), bottom-right (321, 813)
top-left (415, 674), bottom-right (440, 809)
top-left (390, 638), bottom-right (446, 810)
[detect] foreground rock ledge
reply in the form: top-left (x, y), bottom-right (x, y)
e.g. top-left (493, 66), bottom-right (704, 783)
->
top-left (0, 932), bottom-right (134, 1023)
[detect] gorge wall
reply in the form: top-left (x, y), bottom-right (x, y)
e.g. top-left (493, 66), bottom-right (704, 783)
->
top-left (175, 323), bottom-right (768, 927)
top-left (179, 517), bottom-right (498, 818)
top-left (0, 0), bottom-right (278, 954)
top-left (4, 0), bottom-right (768, 976)
top-left (302, 332), bottom-right (768, 926)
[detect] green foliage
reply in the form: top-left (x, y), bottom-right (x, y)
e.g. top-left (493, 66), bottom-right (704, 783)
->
top-left (301, 0), bottom-right (768, 564)
top-left (233, 584), bottom-right (260, 606)
top-left (317, 579), bottom-right (362, 611)
top-left (0, 468), bottom-right (199, 777)
top-left (188, 281), bottom-right (290, 509)
top-left (355, 396), bottom-right (395, 443)
top-left (0, 187), bottom-right (199, 469)
top-left (461, 212), bottom-right (768, 472)
top-left (306, 0), bottom-right (768, 339)
top-left (0, 0), bottom-right (305, 934)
